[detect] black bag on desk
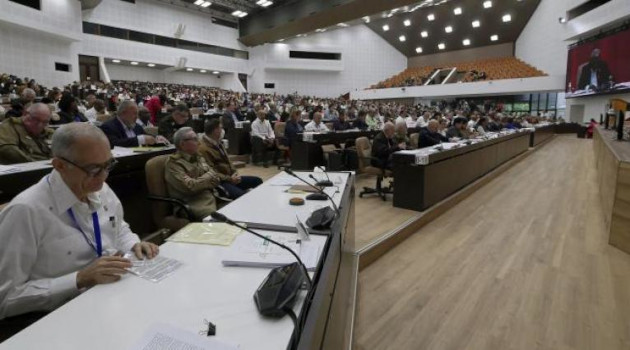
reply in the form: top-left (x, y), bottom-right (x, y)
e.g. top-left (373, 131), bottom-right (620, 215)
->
top-left (306, 206), bottom-right (336, 230)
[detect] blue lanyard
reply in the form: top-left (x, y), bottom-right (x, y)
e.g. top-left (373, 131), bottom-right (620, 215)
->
top-left (67, 208), bottom-right (102, 257)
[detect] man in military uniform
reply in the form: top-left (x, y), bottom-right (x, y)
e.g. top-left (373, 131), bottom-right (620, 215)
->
top-left (165, 127), bottom-right (220, 220)
top-left (0, 103), bottom-right (53, 164)
top-left (158, 104), bottom-right (192, 143)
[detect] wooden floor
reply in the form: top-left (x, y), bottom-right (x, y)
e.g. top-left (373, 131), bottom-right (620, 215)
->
top-left (238, 165), bottom-right (418, 251)
top-left (354, 136), bottom-right (630, 350)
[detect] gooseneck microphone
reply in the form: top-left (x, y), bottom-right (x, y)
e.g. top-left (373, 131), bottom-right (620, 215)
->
top-left (313, 166), bottom-right (334, 187)
top-left (284, 169), bottom-right (328, 201)
top-left (210, 211), bottom-right (312, 288)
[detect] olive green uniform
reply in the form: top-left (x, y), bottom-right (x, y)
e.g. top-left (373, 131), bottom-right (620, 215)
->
top-left (164, 151), bottom-right (220, 220)
top-left (0, 117), bottom-right (53, 164)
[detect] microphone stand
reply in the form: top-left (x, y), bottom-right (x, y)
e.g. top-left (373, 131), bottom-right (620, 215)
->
top-left (285, 169), bottom-right (340, 215)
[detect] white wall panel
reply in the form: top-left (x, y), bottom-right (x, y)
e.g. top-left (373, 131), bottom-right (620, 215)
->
top-left (564, 0), bottom-right (630, 40)
top-left (566, 93), bottom-right (630, 123)
top-left (0, 0), bottom-right (82, 40)
top-left (248, 25), bottom-right (407, 98)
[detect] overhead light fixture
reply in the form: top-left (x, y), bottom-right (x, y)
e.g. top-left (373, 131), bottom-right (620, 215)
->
top-left (427, 14), bottom-right (435, 21)
top-left (231, 10), bottom-right (247, 17)
top-left (200, 70), bottom-right (207, 73)
top-left (147, 63), bottom-right (155, 67)
top-left (399, 35), bottom-right (406, 42)
top-left (337, 23), bottom-right (349, 27)
top-left (383, 24), bottom-right (390, 31)
top-left (421, 30), bottom-right (428, 38)
top-left (277, 38), bottom-right (285, 42)
top-left (463, 39), bottom-right (471, 46)
top-left (438, 43), bottom-right (445, 50)
top-left (256, 0), bottom-right (273, 7)
top-left (502, 14), bottom-right (512, 22)
top-left (491, 34), bottom-right (498, 41)
top-left (483, 1), bottom-right (492, 8)
top-left (558, 17), bottom-right (567, 23)
top-left (445, 26), bottom-right (453, 33)
top-left (112, 59), bottom-right (121, 63)
top-left (472, 20), bottom-right (480, 28)
top-left (194, 0), bottom-right (204, 5)
top-left (130, 61), bottom-right (138, 65)
top-left (200, 1), bottom-right (211, 8)
top-left (212, 71), bottom-right (220, 74)
top-left (363, 16), bottom-right (370, 23)
top-left (186, 68), bottom-right (193, 71)
top-left (387, 13), bottom-right (393, 18)
top-left (415, 47), bottom-right (423, 53)
top-left (315, 28), bottom-right (326, 32)
top-left (404, 19), bottom-right (411, 26)
top-left (454, 7), bottom-right (462, 15)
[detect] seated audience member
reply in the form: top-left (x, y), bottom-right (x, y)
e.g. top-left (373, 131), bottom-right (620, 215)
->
top-left (251, 110), bottom-right (278, 167)
top-left (446, 117), bottom-right (469, 139)
top-left (419, 120), bottom-right (449, 148)
top-left (305, 112), bottom-right (329, 132)
top-left (0, 103), bottom-right (53, 164)
top-left (475, 117), bottom-right (489, 135)
top-left (371, 122), bottom-right (403, 170)
top-left (467, 113), bottom-right (479, 131)
top-left (284, 109), bottom-right (304, 147)
top-left (144, 94), bottom-right (166, 125)
top-left (586, 118), bottom-right (598, 138)
top-left (504, 117), bottom-right (518, 130)
top-left (221, 101), bottom-right (241, 131)
top-left (394, 121), bottom-right (409, 148)
top-left (365, 111), bottom-right (381, 130)
top-left (199, 119), bottom-right (262, 199)
top-left (333, 111), bottom-right (352, 131)
top-left (266, 103), bottom-right (280, 123)
top-left (0, 123), bottom-right (158, 330)
top-left (4, 88), bottom-right (36, 119)
top-left (54, 93), bottom-right (88, 124)
top-left (354, 110), bottom-right (370, 131)
top-left (165, 127), bottom-right (220, 220)
top-left (158, 104), bottom-right (192, 143)
top-left (487, 115), bottom-right (502, 131)
top-left (416, 111), bottom-right (430, 128)
top-left (100, 100), bottom-right (166, 147)
top-left (136, 106), bottom-right (153, 127)
top-left (94, 100), bottom-right (111, 123)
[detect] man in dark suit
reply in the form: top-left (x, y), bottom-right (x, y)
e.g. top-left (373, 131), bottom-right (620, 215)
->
top-left (100, 100), bottom-right (166, 147)
top-left (158, 104), bottom-right (193, 143)
top-left (446, 117), bottom-right (469, 139)
top-left (578, 48), bottom-right (612, 91)
top-left (419, 120), bottom-right (448, 148)
top-left (371, 122), bottom-right (403, 170)
top-left (221, 101), bottom-right (241, 131)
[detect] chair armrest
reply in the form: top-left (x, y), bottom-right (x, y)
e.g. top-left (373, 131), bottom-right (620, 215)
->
top-left (147, 195), bottom-right (195, 221)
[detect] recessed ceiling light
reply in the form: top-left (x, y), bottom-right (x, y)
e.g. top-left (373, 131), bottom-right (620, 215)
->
top-left (454, 7), bottom-right (462, 15)
top-left (277, 38), bottom-right (285, 42)
top-left (438, 43), bottom-right (445, 50)
top-left (337, 23), bottom-right (348, 27)
top-left (231, 10), bottom-right (247, 17)
top-left (315, 28), bottom-right (326, 32)
top-left (147, 63), bottom-right (155, 67)
top-left (363, 16), bottom-right (370, 23)
top-left (200, 1), bottom-right (211, 8)
top-left (472, 20), bottom-right (480, 28)
top-left (463, 39), bottom-right (471, 46)
top-left (186, 68), bottom-right (193, 72)
top-left (427, 14), bottom-right (435, 21)
top-left (194, 0), bottom-right (204, 5)
top-left (421, 31), bottom-right (428, 38)
top-left (415, 47), bottom-right (423, 53)
top-left (502, 14), bottom-right (512, 22)
top-left (483, 1), bottom-right (492, 8)
top-left (383, 24), bottom-right (390, 31)
top-left (130, 61), bottom-right (138, 65)
top-left (112, 59), bottom-right (121, 63)
top-left (212, 71), bottom-right (220, 74)
top-left (445, 26), bottom-right (453, 33)
top-left (200, 70), bottom-right (207, 73)
top-left (404, 19), bottom-right (411, 26)
top-left (491, 34), bottom-right (499, 41)
top-left (256, 0), bottom-right (273, 7)
top-left (399, 35), bottom-right (406, 42)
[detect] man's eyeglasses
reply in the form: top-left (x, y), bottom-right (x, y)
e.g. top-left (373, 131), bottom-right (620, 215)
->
top-left (61, 157), bottom-right (118, 177)
top-left (182, 137), bottom-right (199, 142)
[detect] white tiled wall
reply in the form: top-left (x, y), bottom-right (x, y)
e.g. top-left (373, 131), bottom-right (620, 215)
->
top-left (83, 0), bottom-right (246, 51)
top-left (248, 25), bottom-right (407, 98)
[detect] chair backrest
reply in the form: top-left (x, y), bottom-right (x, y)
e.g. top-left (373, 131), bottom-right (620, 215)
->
top-left (355, 136), bottom-right (372, 173)
top-left (190, 107), bottom-right (203, 117)
top-left (410, 133), bottom-right (419, 149)
top-left (145, 155), bottom-right (172, 225)
top-left (274, 121), bottom-right (286, 137)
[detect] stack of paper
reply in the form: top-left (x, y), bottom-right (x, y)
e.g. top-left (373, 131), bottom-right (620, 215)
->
top-left (0, 165), bottom-right (20, 174)
top-left (167, 223), bottom-right (243, 246)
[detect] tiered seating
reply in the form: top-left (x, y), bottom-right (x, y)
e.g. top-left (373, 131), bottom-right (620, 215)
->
top-left (370, 57), bottom-right (547, 89)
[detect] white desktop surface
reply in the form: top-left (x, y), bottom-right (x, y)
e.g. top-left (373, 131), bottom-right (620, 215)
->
top-left (209, 171), bottom-right (351, 229)
top-left (0, 231), bottom-right (327, 350)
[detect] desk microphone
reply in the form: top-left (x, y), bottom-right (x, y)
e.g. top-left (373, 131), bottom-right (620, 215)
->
top-left (312, 166), bottom-right (334, 187)
top-left (284, 169), bottom-right (327, 201)
top-left (210, 211), bottom-right (312, 318)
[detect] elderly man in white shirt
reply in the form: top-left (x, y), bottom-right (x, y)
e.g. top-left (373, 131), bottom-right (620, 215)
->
top-left (250, 110), bottom-right (278, 167)
top-left (304, 112), bottom-right (329, 133)
top-left (0, 123), bottom-right (158, 329)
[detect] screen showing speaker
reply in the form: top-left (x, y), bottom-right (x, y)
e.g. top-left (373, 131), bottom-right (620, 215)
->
top-left (565, 25), bottom-right (630, 99)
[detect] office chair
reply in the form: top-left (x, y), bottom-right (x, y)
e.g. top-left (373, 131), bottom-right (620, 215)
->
top-left (355, 137), bottom-right (393, 201)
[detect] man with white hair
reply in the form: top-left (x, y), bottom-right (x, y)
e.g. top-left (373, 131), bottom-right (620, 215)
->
top-left (100, 100), bottom-right (167, 147)
top-left (0, 103), bottom-right (53, 164)
top-left (371, 122), bottom-right (404, 170)
top-left (0, 123), bottom-right (158, 337)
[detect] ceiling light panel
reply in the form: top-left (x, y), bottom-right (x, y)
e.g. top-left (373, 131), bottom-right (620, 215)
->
top-left (453, 7), bottom-right (462, 15)
top-left (445, 26), bottom-right (453, 33)
top-left (483, 1), bottom-right (492, 8)
top-left (421, 31), bottom-right (428, 38)
top-left (404, 19), bottom-right (411, 26)
top-left (438, 43), bottom-right (445, 50)
top-left (427, 14), bottom-right (435, 21)
top-left (472, 20), bottom-right (480, 28)
top-left (399, 35), bottom-right (406, 42)
top-left (491, 34), bottom-right (498, 41)
top-left (502, 14), bottom-right (512, 22)
top-left (383, 24), bottom-right (390, 31)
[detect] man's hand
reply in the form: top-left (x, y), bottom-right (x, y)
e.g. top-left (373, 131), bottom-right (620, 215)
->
top-left (132, 242), bottom-right (159, 260)
top-left (144, 135), bottom-right (157, 145)
top-left (398, 142), bottom-right (407, 150)
top-left (156, 135), bottom-right (170, 145)
top-left (231, 173), bottom-right (241, 184)
top-left (76, 256), bottom-right (132, 289)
